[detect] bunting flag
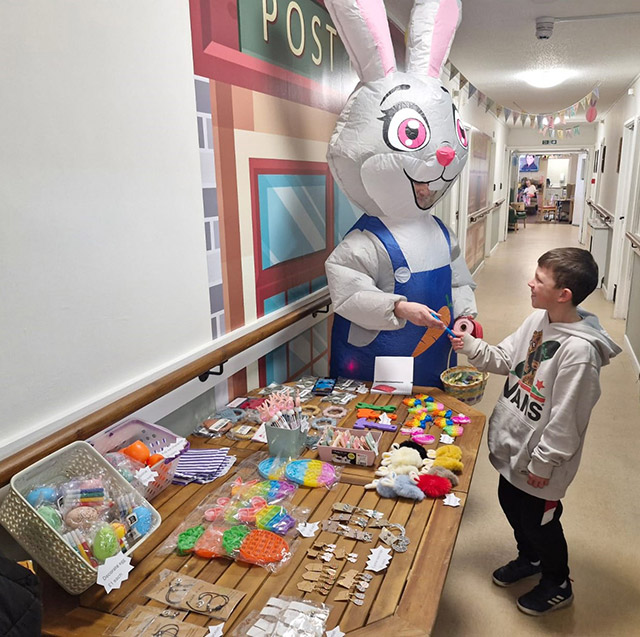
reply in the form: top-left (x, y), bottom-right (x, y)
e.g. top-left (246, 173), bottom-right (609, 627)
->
top-left (449, 64), bottom-right (459, 81)
top-left (566, 128), bottom-right (573, 138)
top-left (485, 97), bottom-right (494, 112)
top-left (530, 115), bottom-right (536, 128)
top-left (459, 75), bottom-right (468, 91)
top-left (537, 114), bottom-right (544, 128)
top-left (512, 111), bottom-right (519, 125)
top-left (557, 129), bottom-right (564, 140)
top-left (520, 113), bottom-right (527, 126)
top-left (593, 86), bottom-right (600, 99)
top-left (574, 126), bottom-right (581, 136)
top-left (477, 91), bottom-right (486, 106)
top-left (495, 105), bottom-right (503, 118)
top-left (559, 111), bottom-right (566, 124)
top-left (468, 84), bottom-right (477, 99)
top-left (503, 107), bottom-right (511, 122)
top-left (550, 129), bottom-right (556, 138)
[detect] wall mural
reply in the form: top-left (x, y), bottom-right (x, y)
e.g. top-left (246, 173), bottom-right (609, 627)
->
top-left (189, 0), bottom-right (404, 389)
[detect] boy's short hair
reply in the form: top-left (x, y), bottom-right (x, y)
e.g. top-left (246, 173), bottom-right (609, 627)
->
top-left (538, 247), bottom-right (598, 305)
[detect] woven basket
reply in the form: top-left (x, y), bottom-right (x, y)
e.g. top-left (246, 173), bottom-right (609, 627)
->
top-left (440, 365), bottom-right (488, 405)
top-left (0, 441), bottom-right (161, 594)
top-left (87, 419), bottom-right (188, 500)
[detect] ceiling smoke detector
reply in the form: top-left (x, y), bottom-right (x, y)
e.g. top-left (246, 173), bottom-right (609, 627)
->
top-left (535, 16), bottom-right (555, 40)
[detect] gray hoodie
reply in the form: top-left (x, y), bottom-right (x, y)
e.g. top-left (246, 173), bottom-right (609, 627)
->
top-left (461, 308), bottom-right (621, 500)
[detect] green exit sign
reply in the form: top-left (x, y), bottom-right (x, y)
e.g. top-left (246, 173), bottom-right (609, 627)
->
top-left (542, 139), bottom-right (558, 145)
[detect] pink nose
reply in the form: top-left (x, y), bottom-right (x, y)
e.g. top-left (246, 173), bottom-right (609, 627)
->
top-left (436, 146), bottom-right (456, 167)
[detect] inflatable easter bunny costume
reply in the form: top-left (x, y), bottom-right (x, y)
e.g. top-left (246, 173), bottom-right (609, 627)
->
top-left (325, 0), bottom-right (477, 387)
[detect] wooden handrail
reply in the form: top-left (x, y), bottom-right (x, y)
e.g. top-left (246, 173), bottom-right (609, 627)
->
top-left (468, 198), bottom-right (505, 223)
top-left (0, 293), bottom-right (332, 487)
top-left (625, 230), bottom-right (640, 255)
top-left (586, 199), bottom-right (615, 224)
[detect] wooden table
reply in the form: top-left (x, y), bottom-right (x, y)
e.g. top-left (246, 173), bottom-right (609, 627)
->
top-left (40, 386), bottom-right (485, 636)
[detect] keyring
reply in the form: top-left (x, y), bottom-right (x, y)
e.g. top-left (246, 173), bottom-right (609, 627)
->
top-left (323, 406), bottom-right (348, 419)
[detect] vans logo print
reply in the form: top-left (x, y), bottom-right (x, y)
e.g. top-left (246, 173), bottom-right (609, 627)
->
top-left (502, 329), bottom-right (561, 420)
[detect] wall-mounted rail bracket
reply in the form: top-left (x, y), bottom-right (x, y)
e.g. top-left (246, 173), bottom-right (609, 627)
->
top-left (198, 361), bottom-right (227, 382)
top-left (312, 304), bottom-right (331, 318)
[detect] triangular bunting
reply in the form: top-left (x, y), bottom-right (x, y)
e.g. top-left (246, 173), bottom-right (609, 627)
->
top-left (468, 84), bottom-right (477, 99)
top-left (495, 105), bottom-right (503, 118)
top-left (477, 91), bottom-right (486, 105)
top-left (574, 126), bottom-right (581, 136)
top-left (449, 64), bottom-right (459, 81)
top-left (520, 113), bottom-right (527, 126)
top-left (485, 97), bottom-right (494, 112)
top-left (566, 128), bottom-right (573, 138)
top-left (459, 75), bottom-right (468, 91)
top-left (504, 107), bottom-right (511, 122)
top-left (512, 111), bottom-right (519, 125)
top-left (557, 129), bottom-right (564, 140)
top-left (593, 86), bottom-right (600, 99)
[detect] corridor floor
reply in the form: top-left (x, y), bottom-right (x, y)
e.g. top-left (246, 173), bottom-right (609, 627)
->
top-left (432, 222), bottom-right (640, 636)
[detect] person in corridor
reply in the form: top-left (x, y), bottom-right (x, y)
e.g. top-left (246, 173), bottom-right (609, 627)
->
top-left (449, 247), bottom-right (621, 616)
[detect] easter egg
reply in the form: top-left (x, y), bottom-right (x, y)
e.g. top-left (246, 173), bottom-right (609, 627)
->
top-left (92, 525), bottom-right (120, 562)
top-left (146, 453), bottom-right (164, 467)
top-left (111, 522), bottom-right (126, 540)
top-left (26, 486), bottom-right (58, 508)
top-left (586, 105), bottom-right (597, 123)
top-left (37, 505), bottom-right (63, 531)
top-left (130, 505), bottom-right (153, 536)
top-left (121, 440), bottom-right (150, 464)
top-left (65, 506), bottom-right (100, 530)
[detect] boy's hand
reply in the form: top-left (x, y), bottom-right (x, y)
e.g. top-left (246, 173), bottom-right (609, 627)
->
top-left (448, 329), bottom-right (466, 352)
top-left (394, 301), bottom-right (445, 329)
top-left (527, 472), bottom-right (549, 489)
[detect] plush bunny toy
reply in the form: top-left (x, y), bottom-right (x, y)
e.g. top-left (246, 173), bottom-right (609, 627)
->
top-left (325, 0), bottom-right (477, 387)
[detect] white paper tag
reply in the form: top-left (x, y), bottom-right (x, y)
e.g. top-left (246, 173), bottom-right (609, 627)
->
top-left (297, 521), bottom-right (320, 537)
top-left (235, 425), bottom-right (253, 435)
top-left (208, 418), bottom-right (231, 432)
top-left (365, 546), bottom-right (392, 572)
top-left (251, 423), bottom-right (268, 443)
top-left (96, 554), bottom-right (133, 593)
top-left (227, 397), bottom-right (247, 408)
top-left (156, 437), bottom-right (188, 459)
top-left (134, 466), bottom-right (158, 487)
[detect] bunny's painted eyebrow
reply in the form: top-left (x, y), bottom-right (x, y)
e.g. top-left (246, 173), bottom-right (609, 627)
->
top-left (380, 84), bottom-right (411, 106)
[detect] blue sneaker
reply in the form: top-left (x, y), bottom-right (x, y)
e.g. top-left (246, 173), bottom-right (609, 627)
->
top-left (517, 579), bottom-right (573, 616)
top-left (492, 556), bottom-right (541, 587)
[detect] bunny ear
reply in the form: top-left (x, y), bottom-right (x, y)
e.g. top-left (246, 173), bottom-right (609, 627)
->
top-left (406, 0), bottom-right (462, 79)
top-left (324, 0), bottom-right (396, 82)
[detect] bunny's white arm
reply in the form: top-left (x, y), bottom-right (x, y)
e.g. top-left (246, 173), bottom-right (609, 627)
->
top-left (326, 222), bottom-right (476, 332)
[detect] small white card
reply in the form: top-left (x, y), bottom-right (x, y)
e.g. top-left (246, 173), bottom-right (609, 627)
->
top-left (227, 397), bottom-right (247, 408)
top-left (134, 466), bottom-right (158, 487)
top-left (96, 554), bottom-right (133, 593)
top-left (365, 545), bottom-right (393, 572)
top-left (443, 493), bottom-right (461, 507)
top-left (297, 521), bottom-right (320, 538)
top-left (206, 624), bottom-right (225, 637)
top-left (371, 356), bottom-right (414, 395)
top-left (251, 423), bottom-right (268, 443)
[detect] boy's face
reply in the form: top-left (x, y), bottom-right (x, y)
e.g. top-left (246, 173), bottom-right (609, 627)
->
top-left (528, 265), bottom-right (567, 310)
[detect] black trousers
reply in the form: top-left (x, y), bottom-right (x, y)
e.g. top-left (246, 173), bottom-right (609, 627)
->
top-left (498, 475), bottom-right (569, 584)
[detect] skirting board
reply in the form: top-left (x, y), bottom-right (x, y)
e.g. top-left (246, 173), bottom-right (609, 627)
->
top-left (624, 334), bottom-right (640, 379)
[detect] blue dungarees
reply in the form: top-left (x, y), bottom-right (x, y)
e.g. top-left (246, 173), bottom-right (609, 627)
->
top-left (329, 214), bottom-right (455, 388)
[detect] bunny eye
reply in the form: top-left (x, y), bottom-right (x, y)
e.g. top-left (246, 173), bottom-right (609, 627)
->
top-left (381, 103), bottom-right (430, 152)
top-left (453, 107), bottom-right (469, 149)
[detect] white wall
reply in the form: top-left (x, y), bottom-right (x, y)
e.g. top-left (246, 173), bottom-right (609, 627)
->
top-left (547, 157), bottom-right (571, 187)
top-left (0, 1), bottom-right (212, 458)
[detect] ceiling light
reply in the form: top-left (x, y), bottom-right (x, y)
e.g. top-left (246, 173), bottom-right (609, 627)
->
top-left (519, 68), bottom-right (576, 89)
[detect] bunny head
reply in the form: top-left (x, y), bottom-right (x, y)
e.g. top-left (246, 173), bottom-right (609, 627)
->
top-left (326, 0), bottom-right (468, 220)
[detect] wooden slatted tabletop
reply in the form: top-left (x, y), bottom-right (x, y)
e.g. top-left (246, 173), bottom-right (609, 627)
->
top-left (40, 386), bottom-right (485, 636)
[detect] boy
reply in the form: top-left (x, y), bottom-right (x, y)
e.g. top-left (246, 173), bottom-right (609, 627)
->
top-left (450, 247), bottom-right (621, 616)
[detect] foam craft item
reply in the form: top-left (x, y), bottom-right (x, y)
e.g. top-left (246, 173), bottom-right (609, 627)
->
top-left (194, 526), bottom-right (225, 559)
top-left (130, 505), bottom-right (153, 536)
top-left (325, 0), bottom-right (475, 389)
top-left (284, 459), bottom-right (337, 488)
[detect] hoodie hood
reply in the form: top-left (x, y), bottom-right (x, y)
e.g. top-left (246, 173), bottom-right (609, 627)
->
top-left (551, 307), bottom-right (622, 366)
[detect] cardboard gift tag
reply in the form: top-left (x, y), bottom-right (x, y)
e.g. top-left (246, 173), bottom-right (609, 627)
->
top-left (145, 569), bottom-right (245, 621)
